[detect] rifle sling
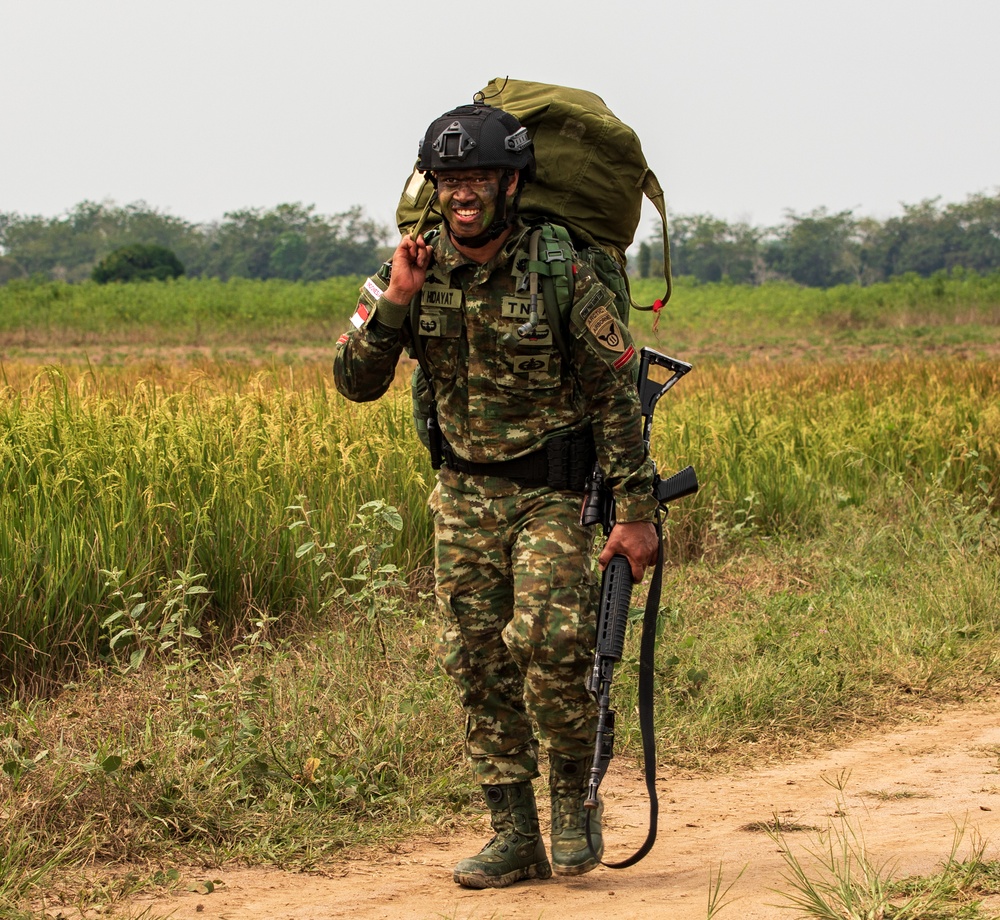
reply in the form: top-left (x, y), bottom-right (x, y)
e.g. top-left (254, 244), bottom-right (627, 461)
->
top-left (587, 509), bottom-right (663, 868)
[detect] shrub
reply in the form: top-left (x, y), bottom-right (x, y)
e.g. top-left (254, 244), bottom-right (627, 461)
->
top-left (91, 244), bottom-right (185, 284)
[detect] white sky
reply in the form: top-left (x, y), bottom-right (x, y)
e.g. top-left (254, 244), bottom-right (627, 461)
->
top-left (2, 0), bottom-right (998, 242)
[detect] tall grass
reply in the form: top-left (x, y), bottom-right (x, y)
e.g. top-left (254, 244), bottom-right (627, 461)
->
top-left (0, 363), bottom-right (433, 694)
top-left (2, 356), bottom-right (996, 695)
top-left (1, 348), bottom-right (998, 914)
top-left (657, 358), bottom-right (999, 553)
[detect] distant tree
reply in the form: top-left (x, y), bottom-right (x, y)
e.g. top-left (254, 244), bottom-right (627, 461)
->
top-left (952, 191), bottom-right (1000, 272)
top-left (91, 244), bottom-right (185, 283)
top-left (0, 201), bottom-right (202, 282)
top-left (767, 208), bottom-right (860, 287)
top-left (637, 241), bottom-right (652, 279)
top-left (669, 214), bottom-right (763, 284)
top-left (200, 203), bottom-right (389, 280)
top-left (860, 199), bottom-right (960, 281)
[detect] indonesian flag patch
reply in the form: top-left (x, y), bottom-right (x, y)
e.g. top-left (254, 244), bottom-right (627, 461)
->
top-left (350, 303), bottom-right (370, 329)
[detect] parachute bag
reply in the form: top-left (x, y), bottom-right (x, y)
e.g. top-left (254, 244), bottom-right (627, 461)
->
top-left (396, 78), bottom-right (672, 314)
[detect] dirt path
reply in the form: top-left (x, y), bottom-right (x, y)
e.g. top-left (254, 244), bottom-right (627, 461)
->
top-left (127, 696), bottom-right (1000, 920)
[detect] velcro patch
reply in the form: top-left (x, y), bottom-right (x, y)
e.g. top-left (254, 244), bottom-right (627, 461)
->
top-left (416, 309), bottom-right (460, 338)
top-left (420, 283), bottom-right (460, 309)
top-left (501, 296), bottom-right (546, 322)
top-left (364, 277), bottom-right (384, 302)
top-left (350, 303), bottom-right (370, 329)
top-left (585, 306), bottom-right (625, 354)
top-left (403, 168), bottom-right (427, 205)
top-left (509, 322), bottom-right (552, 347)
top-left (512, 354), bottom-right (551, 377)
top-left (613, 343), bottom-right (636, 370)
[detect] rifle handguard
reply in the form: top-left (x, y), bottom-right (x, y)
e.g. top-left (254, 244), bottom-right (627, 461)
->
top-left (586, 554), bottom-right (634, 810)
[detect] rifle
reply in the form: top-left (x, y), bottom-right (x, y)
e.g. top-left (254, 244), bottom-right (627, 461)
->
top-left (580, 347), bottom-right (699, 868)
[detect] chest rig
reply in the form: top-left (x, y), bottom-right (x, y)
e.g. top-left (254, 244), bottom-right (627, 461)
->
top-left (407, 224), bottom-right (594, 488)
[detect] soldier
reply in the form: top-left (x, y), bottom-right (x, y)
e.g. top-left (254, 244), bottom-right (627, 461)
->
top-left (333, 102), bottom-right (659, 888)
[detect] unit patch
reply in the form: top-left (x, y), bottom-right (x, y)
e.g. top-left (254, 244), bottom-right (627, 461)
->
top-left (585, 306), bottom-right (625, 354)
top-left (512, 354), bottom-right (551, 377)
top-left (417, 308), bottom-right (460, 338)
top-left (509, 323), bottom-right (552, 347)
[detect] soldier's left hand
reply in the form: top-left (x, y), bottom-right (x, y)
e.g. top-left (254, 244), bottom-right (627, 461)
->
top-left (599, 521), bottom-right (660, 582)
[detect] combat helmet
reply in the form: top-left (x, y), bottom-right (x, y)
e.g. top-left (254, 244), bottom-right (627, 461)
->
top-left (417, 102), bottom-right (535, 246)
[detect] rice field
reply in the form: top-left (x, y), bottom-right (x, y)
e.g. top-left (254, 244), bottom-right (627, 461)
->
top-left (1, 346), bottom-right (996, 694)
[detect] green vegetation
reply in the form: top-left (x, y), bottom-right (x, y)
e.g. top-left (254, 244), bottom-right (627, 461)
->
top-left (91, 243), bottom-right (185, 284)
top-left (774, 807), bottom-right (1000, 918)
top-left (0, 273), bottom-right (365, 349)
top-left (645, 190), bottom-right (1000, 286)
top-left (2, 269), bottom-right (999, 359)
top-left (0, 200), bottom-right (389, 284)
top-left (0, 276), bottom-right (998, 916)
top-left (631, 270), bottom-right (1000, 358)
top-left (0, 364), bottom-right (432, 696)
top-left (4, 189), bottom-right (999, 288)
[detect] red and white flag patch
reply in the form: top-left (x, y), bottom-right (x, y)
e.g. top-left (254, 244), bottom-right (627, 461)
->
top-left (350, 303), bottom-right (370, 329)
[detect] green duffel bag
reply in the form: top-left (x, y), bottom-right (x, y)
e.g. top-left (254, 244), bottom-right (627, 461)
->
top-left (396, 77), bottom-right (673, 311)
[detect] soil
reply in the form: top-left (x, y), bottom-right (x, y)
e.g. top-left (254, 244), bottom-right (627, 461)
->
top-left (116, 694), bottom-right (1000, 920)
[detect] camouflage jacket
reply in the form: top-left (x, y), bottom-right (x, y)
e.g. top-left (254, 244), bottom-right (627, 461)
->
top-left (333, 221), bottom-right (659, 522)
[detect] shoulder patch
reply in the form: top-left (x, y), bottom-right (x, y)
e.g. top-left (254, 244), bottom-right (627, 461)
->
top-left (585, 305), bottom-right (625, 355)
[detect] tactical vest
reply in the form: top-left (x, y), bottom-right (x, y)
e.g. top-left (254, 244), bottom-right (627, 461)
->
top-left (409, 221), bottom-right (615, 485)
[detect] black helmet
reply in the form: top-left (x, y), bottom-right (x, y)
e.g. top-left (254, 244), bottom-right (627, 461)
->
top-left (417, 103), bottom-right (535, 181)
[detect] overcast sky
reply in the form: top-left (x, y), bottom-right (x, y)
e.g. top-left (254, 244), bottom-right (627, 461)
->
top-left (3, 0), bottom-right (998, 242)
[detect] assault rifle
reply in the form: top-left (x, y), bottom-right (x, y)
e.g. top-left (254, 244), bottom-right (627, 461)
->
top-left (580, 347), bottom-right (699, 868)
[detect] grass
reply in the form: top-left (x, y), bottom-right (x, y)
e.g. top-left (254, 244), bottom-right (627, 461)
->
top-left (773, 820), bottom-right (1000, 919)
top-left (0, 274), bottom-right (998, 916)
top-left (2, 355), bottom-right (996, 696)
top-left (2, 269), bottom-right (998, 359)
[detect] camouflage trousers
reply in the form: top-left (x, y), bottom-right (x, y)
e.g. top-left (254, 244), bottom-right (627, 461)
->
top-left (429, 474), bottom-right (599, 785)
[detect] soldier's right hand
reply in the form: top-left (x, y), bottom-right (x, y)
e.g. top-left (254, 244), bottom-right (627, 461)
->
top-left (384, 234), bottom-right (431, 305)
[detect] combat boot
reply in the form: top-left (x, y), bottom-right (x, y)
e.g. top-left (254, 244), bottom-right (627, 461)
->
top-left (453, 782), bottom-right (552, 889)
top-left (550, 754), bottom-right (603, 876)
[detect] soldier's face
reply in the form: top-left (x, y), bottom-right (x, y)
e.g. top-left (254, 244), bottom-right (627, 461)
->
top-left (435, 169), bottom-right (511, 239)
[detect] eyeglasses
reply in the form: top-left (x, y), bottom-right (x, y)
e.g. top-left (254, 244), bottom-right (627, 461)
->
top-left (435, 174), bottom-right (497, 193)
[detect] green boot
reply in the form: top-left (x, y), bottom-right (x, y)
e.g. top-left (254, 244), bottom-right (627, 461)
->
top-left (550, 755), bottom-right (603, 876)
top-left (453, 782), bottom-right (552, 889)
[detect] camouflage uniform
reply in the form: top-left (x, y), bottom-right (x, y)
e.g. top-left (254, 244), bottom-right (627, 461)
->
top-left (333, 219), bottom-right (658, 783)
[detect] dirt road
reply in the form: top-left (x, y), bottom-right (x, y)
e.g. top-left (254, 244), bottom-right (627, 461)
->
top-left (127, 695), bottom-right (1000, 920)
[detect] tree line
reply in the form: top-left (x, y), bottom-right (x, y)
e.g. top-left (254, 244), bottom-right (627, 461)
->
top-left (0, 201), bottom-right (390, 284)
top-left (639, 190), bottom-right (1000, 287)
top-left (2, 190), bottom-right (999, 288)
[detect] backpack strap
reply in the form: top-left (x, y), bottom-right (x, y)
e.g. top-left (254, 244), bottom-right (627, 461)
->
top-left (525, 223), bottom-right (576, 370)
top-left (639, 167), bottom-right (673, 309)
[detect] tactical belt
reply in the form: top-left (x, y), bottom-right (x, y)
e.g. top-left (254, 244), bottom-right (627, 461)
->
top-left (441, 428), bottom-right (596, 492)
